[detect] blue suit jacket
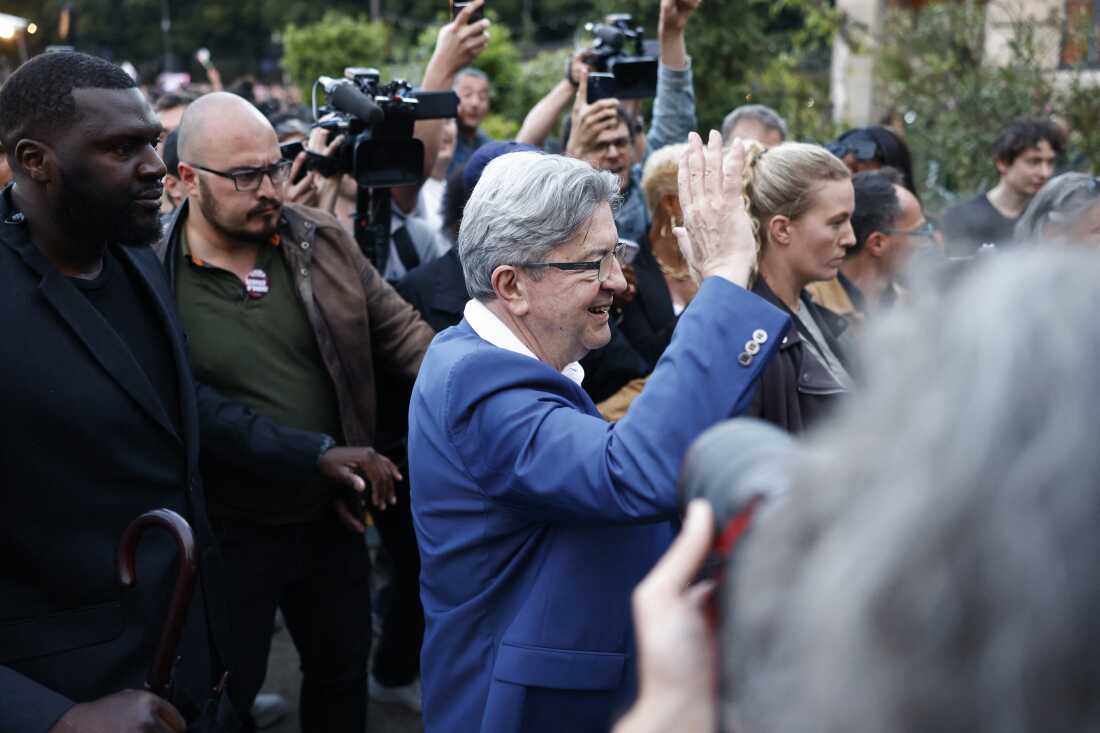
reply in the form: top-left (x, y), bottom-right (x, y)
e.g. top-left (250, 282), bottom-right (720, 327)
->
top-left (409, 277), bottom-right (789, 732)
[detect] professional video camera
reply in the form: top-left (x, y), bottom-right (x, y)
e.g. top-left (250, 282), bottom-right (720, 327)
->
top-left (582, 13), bottom-right (658, 99)
top-left (308, 68), bottom-right (458, 270)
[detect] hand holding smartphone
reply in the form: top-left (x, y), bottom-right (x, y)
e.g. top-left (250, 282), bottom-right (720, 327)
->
top-left (586, 72), bottom-right (617, 105)
top-left (452, 1), bottom-right (484, 23)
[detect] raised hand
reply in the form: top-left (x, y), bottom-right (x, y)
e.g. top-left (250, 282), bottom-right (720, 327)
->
top-left (674, 131), bottom-right (756, 287)
top-left (566, 71), bottom-right (622, 159)
top-left (659, 0), bottom-right (702, 36)
top-left (432, 0), bottom-right (492, 77)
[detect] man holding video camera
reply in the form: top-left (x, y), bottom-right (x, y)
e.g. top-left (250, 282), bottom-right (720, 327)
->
top-left (516, 0), bottom-right (699, 245)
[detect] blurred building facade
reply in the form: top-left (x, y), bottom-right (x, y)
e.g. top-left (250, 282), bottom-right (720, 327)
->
top-left (833, 0), bottom-right (1094, 125)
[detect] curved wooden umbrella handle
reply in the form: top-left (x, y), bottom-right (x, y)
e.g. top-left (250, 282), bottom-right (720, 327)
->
top-left (117, 508), bottom-right (197, 698)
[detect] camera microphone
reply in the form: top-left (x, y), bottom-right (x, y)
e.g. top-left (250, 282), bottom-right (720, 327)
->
top-left (319, 77), bottom-right (384, 126)
top-left (679, 418), bottom-right (797, 555)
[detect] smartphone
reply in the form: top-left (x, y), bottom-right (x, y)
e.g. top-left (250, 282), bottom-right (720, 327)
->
top-left (280, 141), bottom-right (304, 161)
top-left (586, 72), bottom-right (617, 105)
top-left (452, 1), bottom-right (484, 23)
top-left (280, 141), bottom-right (315, 185)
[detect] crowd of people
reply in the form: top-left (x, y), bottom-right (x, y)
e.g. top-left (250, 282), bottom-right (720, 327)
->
top-left (2, 0), bottom-right (1100, 731)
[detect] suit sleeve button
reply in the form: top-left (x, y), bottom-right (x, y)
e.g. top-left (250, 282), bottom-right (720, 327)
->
top-left (752, 329), bottom-right (768, 344)
top-left (738, 352), bottom-right (753, 367)
top-left (744, 340), bottom-right (760, 355)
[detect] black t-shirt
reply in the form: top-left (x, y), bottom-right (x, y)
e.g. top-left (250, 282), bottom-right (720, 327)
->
top-left (942, 193), bottom-right (1019, 257)
top-left (69, 247), bottom-right (183, 432)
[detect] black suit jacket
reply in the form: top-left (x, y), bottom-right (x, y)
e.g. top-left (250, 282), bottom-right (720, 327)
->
top-left (0, 187), bottom-right (321, 731)
top-left (620, 236), bottom-right (679, 370)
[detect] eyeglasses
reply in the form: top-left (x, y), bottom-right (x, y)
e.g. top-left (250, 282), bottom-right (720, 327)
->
top-left (881, 221), bottom-right (936, 240)
top-left (185, 160), bottom-right (293, 192)
top-left (519, 241), bottom-right (628, 283)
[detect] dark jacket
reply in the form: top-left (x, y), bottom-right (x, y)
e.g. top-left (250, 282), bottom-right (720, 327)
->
top-left (746, 277), bottom-right (851, 433)
top-left (394, 247), bottom-right (468, 333)
top-left (155, 201), bottom-right (436, 455)
top-left (619, 235), bottom-right (679, 370)
top-left (0, 185), bottom-right (260, 731)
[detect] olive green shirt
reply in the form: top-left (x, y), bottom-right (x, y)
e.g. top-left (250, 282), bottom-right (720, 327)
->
top-left (175, 228), bottom-right (343, 524)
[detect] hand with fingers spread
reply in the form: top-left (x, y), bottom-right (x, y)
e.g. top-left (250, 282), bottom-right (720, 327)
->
top-left (566, 71), bottom-right (623, 160)
top-left (613, 500), bottom-right (718, 733)
top-left (674, 131), bottom-right (757, 287)
top-left (49, 689), bottom-right (186, 733)
top-left (320, 446), bottom-right (403, 514)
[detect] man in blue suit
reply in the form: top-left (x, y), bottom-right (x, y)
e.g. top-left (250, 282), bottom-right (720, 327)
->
top-left (408, 131), bottom-right (789, 732)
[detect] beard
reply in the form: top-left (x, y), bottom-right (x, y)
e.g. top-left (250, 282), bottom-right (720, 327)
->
top-left (196, 176), bottom-right (281, 245)
top-left (56, 164), bottom-right (163, 248)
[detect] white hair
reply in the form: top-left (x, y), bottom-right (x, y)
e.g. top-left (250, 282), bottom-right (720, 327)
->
top-left (721, 104), bottom-right (789, 143)
top-left (458, 152), bottom-right (620, 300)
top-left (726, 248), bottom-right (1100, 732)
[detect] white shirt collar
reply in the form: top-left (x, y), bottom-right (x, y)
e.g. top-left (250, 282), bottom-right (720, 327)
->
top-left (463, 299), bottom-right (585, 386)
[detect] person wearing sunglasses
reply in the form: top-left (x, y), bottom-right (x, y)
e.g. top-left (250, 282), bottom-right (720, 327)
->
top-left (408, 135), bottom-right (788, 733)
top-left (1015, 172), bottom-right (1100, 248)
top-left (808, 170), bottom-right (930, 330)
top-left (827, 125), bottom-right (918, 197)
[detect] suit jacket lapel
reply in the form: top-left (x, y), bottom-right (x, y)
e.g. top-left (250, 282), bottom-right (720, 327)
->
top-left (24, 242), bottom-right (183, 444)
top-left (118, 245), bottom-right (199, 454)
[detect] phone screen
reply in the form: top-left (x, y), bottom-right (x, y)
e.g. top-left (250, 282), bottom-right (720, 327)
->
top-left (586, 72), bottom-right (617, 105)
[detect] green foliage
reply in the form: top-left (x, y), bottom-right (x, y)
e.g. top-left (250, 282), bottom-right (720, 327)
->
top-left (399, 15), bottom-right (570, 140)
top-left (1056, 72), bottom-right (1100, 179)
top-left (281, 12), bottom-right (390, 98)
top-left (876, 0), bottom-right (1083, 211)
top-left (588, 0), bottom-right (837, 140)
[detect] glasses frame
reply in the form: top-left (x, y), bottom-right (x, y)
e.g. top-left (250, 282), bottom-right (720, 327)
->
top-left (518, 241), bottom-right (628, 283)
top-left (880, 221), bottom-right (936, 239)
top-left (185, 160), bottom-right (293, 192)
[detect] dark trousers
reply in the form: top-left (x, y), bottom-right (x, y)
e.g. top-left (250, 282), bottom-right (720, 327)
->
top-left (213, 513), bottom-right (371, 733)
top-left (370, 472), bottom-right (425, 686)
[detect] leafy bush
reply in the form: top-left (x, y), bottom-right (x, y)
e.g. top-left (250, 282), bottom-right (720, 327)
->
top-left (876, 0), bottom-right (1100, 211)
top-left (281, 12), bottom-right (390, 99)
top-left (587, 0), bottom-right (838, 140)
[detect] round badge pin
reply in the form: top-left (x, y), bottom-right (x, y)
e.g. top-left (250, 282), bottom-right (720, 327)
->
top-left (245, 269), bottom-right (269, 299)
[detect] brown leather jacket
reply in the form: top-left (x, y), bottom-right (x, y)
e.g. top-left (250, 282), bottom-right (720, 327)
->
top-left (154, 201), bottom-right (435, 448)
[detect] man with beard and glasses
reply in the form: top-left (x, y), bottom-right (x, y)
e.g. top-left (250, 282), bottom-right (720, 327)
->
top-left (0, 53), bottom-right (385, 733)
top-left (156, 92), bottom-right (435, 731)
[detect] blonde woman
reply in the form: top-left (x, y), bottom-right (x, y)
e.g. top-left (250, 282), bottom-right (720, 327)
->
top-left (619, 143), bottom-right (697, 368)
top-left (742, 142), bottom-right (856, 432)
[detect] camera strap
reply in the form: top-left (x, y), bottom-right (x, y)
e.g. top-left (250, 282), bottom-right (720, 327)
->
top-left (391, 224), bottom-right (422, 273)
